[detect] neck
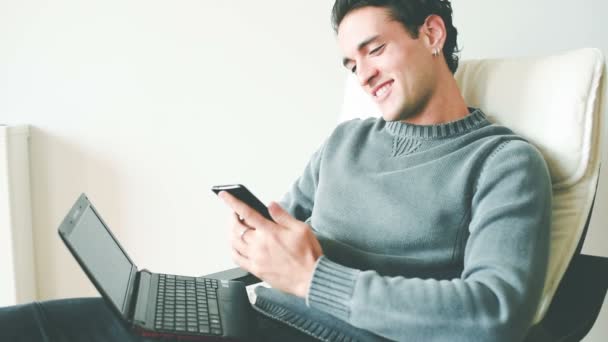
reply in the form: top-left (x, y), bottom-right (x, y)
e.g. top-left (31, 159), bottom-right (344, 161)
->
top-left (401, 70), bottom-right (469, 126)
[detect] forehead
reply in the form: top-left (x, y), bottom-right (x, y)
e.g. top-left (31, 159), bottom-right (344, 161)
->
top-left (337, 6), bottom-right (406, 52)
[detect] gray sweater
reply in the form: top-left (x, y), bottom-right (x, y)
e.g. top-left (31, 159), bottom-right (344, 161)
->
top-left (268, 109), bottom-right (552, 341)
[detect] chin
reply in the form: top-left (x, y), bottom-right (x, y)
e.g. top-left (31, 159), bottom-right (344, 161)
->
top-left (380, 107), bottom-right (403, 122)
top-left (379, 99), bottom-right (408, 122)
top-left (381, 113), bottom-right (399, 122)
top-left (391, 103), bottom-right (420, 122)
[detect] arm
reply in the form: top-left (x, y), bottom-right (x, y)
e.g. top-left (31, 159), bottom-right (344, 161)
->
top-left (306, 141), bottom-right (552, 342)
top-left (278, 142), bottom-right (326, 221)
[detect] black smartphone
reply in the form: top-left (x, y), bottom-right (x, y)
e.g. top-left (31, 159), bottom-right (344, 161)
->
top-left (211, 184), bottom-right (274, 221)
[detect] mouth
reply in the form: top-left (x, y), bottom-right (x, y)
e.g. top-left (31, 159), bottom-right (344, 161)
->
top-left (372, 80), bottom-right (393, 102)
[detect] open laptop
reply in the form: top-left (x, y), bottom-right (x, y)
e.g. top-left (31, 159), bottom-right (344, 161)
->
top-left (58, 193), bottom-right (253, 340)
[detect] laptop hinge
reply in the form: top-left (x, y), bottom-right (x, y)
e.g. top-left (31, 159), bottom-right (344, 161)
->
top-left (124, 267), bottom-right (140, 321)
top-left (132, 270), bottom-right (152, 326)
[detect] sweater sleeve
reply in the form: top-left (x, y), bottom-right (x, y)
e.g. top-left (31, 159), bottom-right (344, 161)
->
top-left (278, 142), bottom-right (326, 222)
top-left (306, 140), bottom-right (552, 342)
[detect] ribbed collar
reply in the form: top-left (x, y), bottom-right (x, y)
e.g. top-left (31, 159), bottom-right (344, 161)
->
top-left (384, 108), bottom-right (489, 139)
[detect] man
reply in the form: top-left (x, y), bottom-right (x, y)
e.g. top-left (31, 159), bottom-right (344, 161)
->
top-left (219, 0), bottom-right (551, 341)
top-left (0, 0), bottom-right (552, 341)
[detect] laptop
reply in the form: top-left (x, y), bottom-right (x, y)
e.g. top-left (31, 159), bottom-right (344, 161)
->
top-left (58, 193), bottom-right (253, 340)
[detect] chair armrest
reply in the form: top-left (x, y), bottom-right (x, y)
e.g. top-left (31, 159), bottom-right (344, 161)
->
top-left (526, 253), bottom-right (608, 342)
top-left (202, 267), bottom-right (261, 286)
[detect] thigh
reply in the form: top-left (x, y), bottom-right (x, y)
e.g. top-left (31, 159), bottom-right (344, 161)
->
top-left (38, 298), bottom-right (316, 342)
top-left (0, 297), bottom-right (321, 342)
top-left (42, 297), bottom-right (148, 342)
top-left (0, 297), bottom-right (146, 342)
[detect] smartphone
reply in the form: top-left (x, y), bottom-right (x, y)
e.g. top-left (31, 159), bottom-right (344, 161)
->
top-left (211, 184), bottom-right (274, 221)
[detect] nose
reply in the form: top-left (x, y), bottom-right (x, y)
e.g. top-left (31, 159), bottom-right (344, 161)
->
top-left (356, 60), bottom-right (379, 88)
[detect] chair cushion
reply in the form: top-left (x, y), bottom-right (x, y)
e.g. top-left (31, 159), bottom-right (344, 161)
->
top-left (338, 48), bottom-right (605, 323)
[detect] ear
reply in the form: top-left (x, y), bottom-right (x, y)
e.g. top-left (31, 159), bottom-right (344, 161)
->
top-left (420, 14), bottom-right (446, 52)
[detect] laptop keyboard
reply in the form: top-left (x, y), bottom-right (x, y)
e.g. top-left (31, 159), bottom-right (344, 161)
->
top-left (155, 275), bottom-right (223, 335)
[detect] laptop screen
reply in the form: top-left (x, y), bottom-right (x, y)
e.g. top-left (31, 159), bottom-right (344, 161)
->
top-left (66, 205), bottom-right (134, 311)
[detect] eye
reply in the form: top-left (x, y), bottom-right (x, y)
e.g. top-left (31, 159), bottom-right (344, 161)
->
top-left (350, 65), bottom-right (357, 74)
top-left (369, 44), bottom-right (386, 56)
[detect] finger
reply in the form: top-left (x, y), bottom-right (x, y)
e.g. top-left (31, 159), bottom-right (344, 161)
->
top-left (268, 202), bottom-right (299, 229)
top-left (231, 227), bottom-right (253, 256)
top-left (231, 231), bottom-right (249, 257)
top-left (220, 191), bottom-right (270, 231)
top-left (230, 214), bottom-right (256, 246)
top-left (231, 212), bottom-right (254, 230)
top-left (231, 247), bottom-right (251, 271)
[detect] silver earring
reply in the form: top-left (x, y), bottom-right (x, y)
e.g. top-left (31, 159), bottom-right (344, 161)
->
top-left (432, 48), bottom-right (441, 57)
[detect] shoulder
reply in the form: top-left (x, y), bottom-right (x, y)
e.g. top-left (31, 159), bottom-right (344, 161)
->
top-left (479, 137), bottom-right (552, 190)
top-left (489, 138), bottom-right (547, 169)
top-left (467, 121), bottom-right (547, 169)
top-left (334, 117), bottom-right (381, 133)
top-left (329, 117), bottom-right (384, 143)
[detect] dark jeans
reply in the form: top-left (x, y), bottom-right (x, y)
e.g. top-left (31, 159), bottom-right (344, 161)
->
top-left (0, 297), bottom-right (317, 342)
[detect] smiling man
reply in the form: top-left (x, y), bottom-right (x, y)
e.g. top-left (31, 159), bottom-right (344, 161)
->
top-left (0, 1), bottom-right (552, 342)
top-left (219, 1), bottom-right (552, 341)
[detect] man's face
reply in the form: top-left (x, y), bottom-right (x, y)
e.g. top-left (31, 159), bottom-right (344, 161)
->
top-left (338, 6), bottom-right (437, 122)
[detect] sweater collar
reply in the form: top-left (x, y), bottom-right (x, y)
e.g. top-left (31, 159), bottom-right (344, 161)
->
top-left (384, 108), bottom-right (489, 139)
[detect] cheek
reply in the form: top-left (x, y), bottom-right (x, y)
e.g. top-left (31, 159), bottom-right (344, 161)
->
top-left (379, 52), bottom-right (404, 74)
top-left (398, 61), bottom-right (430, 95)
top-left (382, 54), bottom-right (411, 83)
top-left (392, 69), bottom-right (415, 99)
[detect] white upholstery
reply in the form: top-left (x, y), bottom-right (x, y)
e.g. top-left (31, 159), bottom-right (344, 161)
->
top-left (339, 48), bottom-right (606, 323)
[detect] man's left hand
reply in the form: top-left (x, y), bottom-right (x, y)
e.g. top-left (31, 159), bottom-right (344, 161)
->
top-left (219, 191), bottom-right (323, 298)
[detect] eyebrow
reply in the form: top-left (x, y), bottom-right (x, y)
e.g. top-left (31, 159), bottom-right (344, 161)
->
top-left (341, 35), bottom-right (381, 68)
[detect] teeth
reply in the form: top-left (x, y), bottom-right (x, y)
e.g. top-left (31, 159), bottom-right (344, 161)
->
top-left (375, 83), bottom-right (391, 97)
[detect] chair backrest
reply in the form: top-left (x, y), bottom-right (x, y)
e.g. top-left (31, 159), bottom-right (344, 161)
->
top-left (338, 48), bottom-right (606, 323)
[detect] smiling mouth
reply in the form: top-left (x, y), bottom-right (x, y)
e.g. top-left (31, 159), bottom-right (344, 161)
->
top-left (372, 81), bottom-right (393, 101)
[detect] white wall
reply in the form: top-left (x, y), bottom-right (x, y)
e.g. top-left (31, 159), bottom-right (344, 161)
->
top-left (0, 0), bottom-right (342, 299)
top-left (0, 0), bottom-right (606, 340)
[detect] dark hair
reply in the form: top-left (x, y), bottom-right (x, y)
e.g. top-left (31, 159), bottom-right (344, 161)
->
top-left (331, 0), bottom-right (460, 73)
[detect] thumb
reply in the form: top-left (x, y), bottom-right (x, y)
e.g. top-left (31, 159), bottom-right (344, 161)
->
top-left (268, 202), bottom-right (298, 228)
